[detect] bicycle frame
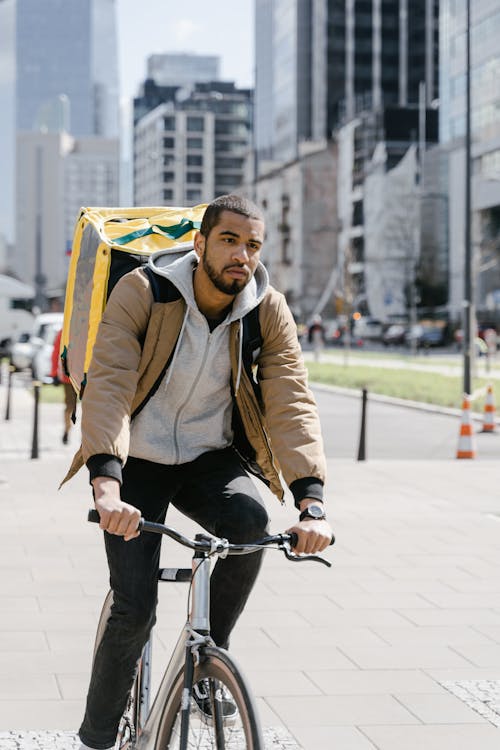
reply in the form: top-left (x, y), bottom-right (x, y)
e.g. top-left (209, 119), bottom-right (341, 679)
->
top-left (135, 540), bottom-right (216, 750)
top-left (87, 510), bottom-right (333, 750)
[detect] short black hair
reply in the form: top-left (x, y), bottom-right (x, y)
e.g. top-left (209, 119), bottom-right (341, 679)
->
top-left (200, 194), bottom-right (264, 238)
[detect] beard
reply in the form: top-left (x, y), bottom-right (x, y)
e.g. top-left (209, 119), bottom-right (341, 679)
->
top-left (202, 253), bottom-right (250, 295)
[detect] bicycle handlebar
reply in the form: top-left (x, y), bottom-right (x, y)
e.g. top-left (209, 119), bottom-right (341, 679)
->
top-left (87, 509), bottom-right (333, 567)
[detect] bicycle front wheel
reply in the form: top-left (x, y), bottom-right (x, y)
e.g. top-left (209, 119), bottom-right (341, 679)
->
top-left (156, 646), bottom-right (263, 750)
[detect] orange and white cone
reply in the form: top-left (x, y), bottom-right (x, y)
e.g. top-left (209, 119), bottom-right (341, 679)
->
top-left (480, 384), bottom-right (496, 433)
top-left (456, 393), bottom-right (476, 459)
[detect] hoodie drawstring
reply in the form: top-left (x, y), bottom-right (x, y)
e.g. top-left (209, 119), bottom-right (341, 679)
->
top-left (234, 318), bottom-right (244, 395)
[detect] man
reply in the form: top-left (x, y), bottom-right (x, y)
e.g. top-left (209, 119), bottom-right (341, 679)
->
top-left (73, 194), bottom-right (331, 750)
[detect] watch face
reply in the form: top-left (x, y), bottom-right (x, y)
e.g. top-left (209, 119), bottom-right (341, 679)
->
top-left (307, 504), bottom-right (325, 519)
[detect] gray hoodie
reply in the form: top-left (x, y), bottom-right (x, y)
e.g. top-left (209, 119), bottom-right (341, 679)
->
top-left (129, 249), bottom-right (269, 465)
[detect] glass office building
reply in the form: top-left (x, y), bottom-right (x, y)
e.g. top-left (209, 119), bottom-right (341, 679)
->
top-left (440, 0), bottom-right (500, 144)
top-left (254, 0), bottom-right (439, 172)
top-left (15, 0), bottom-right (119, 137)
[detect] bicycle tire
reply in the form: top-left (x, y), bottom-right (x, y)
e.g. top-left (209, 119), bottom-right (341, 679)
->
top-left (93, 590), bottom-right (146, 748)
top-left (155, 645), bottom-right (263, 750)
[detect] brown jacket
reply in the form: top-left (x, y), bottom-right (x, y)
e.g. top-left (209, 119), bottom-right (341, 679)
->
top-left (63, 268), bottom-right (326, 501)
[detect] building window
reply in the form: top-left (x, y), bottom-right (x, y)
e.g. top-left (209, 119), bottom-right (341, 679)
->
top-left (216, 174), bottom-right (242, 187)
top-left (163, 171), bottom-right (175, 182)
top-left (164, 154), bottom-right (175, 166)
top-left (215, 157), bottom-right (244, 169)
top-left (163, 189), bottom-right (174, 200)
top-left (187, 172), bottom-right (203, 184)
top-left (186, 154), bottom-right (203, 166)
top-left (186, 189), bottom-right (202, 202)
top-left (163, 116), bottom-right (176, 131)
top-left (164, 137), bottom-right (175, 148)
top-left (187, 137), bottom-right (203, 149)
top-left (187, 117), bottom-right (204, 132)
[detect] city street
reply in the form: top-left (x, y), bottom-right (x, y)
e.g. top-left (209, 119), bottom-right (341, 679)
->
top-left (0, 376), bottom-right (499, 749)
top-left (314, 385), bottom-right (500, 462)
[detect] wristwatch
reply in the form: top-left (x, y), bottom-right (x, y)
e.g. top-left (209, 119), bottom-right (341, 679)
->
top-left (299, 503), bottom-right (326, 522)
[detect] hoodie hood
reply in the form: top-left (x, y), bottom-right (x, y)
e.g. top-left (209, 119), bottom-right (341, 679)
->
top-left (148, 246), bottom-right (269, 322)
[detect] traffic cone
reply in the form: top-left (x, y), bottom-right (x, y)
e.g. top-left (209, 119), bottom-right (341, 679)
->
top-left (480, 384), bottom-right (496, 433)
top-left (456, 393), bottom-right (476, 459)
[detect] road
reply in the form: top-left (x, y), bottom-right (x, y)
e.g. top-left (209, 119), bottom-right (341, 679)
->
top-left (312, 385), bottom-right (500, 461)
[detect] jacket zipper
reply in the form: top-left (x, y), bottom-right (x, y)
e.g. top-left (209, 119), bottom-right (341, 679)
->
top-left (172, 328), bottom-right (212, 463)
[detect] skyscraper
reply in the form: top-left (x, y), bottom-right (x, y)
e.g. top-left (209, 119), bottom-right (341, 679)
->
top-left (0, 0), bottom-right (119, 244)
top-left (440, 0), bottom-right (500, 323)
top-left (255, 0), bottom-right (440, 171)
top-left (16, 0), bottom-right (119, 137)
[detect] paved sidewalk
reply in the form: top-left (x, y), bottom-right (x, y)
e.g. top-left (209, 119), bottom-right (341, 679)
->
top-left (0, 379), bottom-right (499, 749)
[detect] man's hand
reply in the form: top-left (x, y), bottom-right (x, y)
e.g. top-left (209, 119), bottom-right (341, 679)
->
top-left (287, 498), bottom-right (332, 554)
top-left (92, 476), bottom-right (141, 542)
top-left (287, 518), bottom-right (333, 554)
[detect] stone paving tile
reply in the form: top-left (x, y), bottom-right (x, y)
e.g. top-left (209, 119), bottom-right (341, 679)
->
top-left (266, 694), bottom-right (419, 726)
top-left (242, 669), bottom-right (322, 697)
top-left (290, 725), bottom-right (377, 750)
top-left (306, 669), bottom-right (447, 695)
top-left (398, 608), bottom-right (500, 626)
top-left (450, 644), bottom-right (500, 668)
top-left (262, 625), bottom-right (386, 648)
top-left (370, 625), bottom-right (496, 647)
top-left (395, 692), bottom-right (488, 723)
top-left (360, 724), bottom-right (500, 750)
top-left (337, 644), bottom-right (475, 670)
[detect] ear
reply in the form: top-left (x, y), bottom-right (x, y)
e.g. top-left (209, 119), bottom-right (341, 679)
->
top-left (193, 231), bottom-right (205, 259)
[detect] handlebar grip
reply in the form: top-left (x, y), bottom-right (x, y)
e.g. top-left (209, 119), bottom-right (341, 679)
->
top-left (288, 532), bottom-right (335, 548)
top-left (88, 509), bottom-right (100, 524)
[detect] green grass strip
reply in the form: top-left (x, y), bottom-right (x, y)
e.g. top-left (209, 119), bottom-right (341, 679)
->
top-left (306, 360), bottom-right (500, 411)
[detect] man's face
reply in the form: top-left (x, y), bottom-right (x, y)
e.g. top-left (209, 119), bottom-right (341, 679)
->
top-left (195, 210), bottom-right (265, 296)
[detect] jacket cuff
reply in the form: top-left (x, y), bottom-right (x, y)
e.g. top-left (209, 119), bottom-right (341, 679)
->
top-left (87, 454), bottom-right (123, 485)
top-left (289, 477), bottom-right (324, 508)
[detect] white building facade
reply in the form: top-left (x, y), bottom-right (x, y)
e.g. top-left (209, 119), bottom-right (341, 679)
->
top-left (16, 131), bottom-right (119, 299)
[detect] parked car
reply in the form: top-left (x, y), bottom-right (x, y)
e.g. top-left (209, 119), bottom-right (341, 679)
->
top-left (10, 312), bottom-right (64, 378)
top-left (407, 323), bottom-right (447, 349)
top-left (382, 324), bottom-right (407, 347)
top-left (31, 315), bottom-right (64, 382)
top-left (352, 317), bottom-right (383, 343)
top-left (10, 331), bottom-right (35, 370)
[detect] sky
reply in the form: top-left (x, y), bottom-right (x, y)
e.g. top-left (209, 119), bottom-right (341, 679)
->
top-left (116, 0), bottom-right (254, 102)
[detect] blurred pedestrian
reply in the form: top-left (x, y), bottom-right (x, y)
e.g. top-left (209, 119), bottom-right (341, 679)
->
top-left (308, 314), bottom-right (325, 361)
top-left (50, 328), bottom-right (77, 445)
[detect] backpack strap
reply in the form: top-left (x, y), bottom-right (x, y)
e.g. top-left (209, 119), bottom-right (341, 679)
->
top-left (241, 305), bottom-right (262, 369)
top-left (241, 305), bottom-right (262, 404)
top-left (143, 265), bottom-right (182, 303)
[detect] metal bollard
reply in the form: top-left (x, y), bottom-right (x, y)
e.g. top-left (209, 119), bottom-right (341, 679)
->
top-left (4, 364), bottom-right (14, 421)
top-left (357, 387), bottom-right (368, 461)
top-left (31, 380), bottom-right (41, 459)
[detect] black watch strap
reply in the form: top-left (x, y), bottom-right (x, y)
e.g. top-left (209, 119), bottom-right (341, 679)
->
top-left (299, 503), bottom-right (326, 522)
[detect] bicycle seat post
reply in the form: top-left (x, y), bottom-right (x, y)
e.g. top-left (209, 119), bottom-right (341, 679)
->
top-left (190, 537), bottom-right (211, 635)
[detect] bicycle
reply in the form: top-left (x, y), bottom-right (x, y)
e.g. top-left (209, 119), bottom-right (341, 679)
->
top-left (88, 509), bottom-right (333, 750)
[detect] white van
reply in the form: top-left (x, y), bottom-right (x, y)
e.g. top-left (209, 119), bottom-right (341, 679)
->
top-left (30, 312), bottom-right (64, 382)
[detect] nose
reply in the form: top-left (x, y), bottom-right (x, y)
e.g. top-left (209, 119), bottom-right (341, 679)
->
top-left (232, 243), bottom-right (249, 263)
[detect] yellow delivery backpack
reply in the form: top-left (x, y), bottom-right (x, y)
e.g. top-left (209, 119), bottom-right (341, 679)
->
top-left (61, 204), bottom-right (207, 398)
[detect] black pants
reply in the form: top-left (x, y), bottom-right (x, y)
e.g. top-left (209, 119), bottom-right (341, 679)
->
top-left (79, 448), bottom-right (269, 749)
